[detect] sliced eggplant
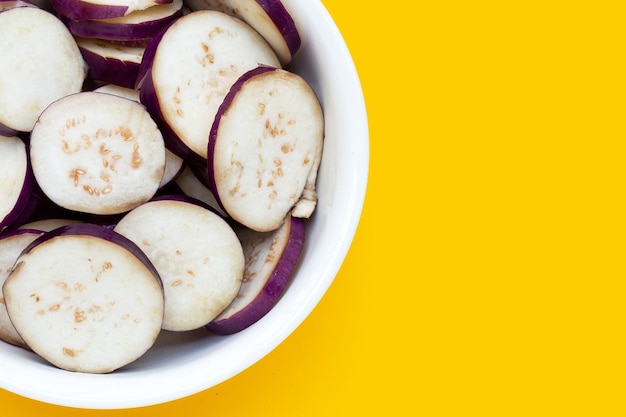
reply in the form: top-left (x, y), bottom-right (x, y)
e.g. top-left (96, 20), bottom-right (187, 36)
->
top-left (3, 224), bottom-right (164, 373)
top-left (49, 0), bottom-right (173, 20)
top-left (138, 10), bottom-right (281, 163)
top-left (206, 215), bottom-right (304, 334)
top-left (114, 198), bottom-right (244, 331)
top-left (208, 66), bottom-right (323, 232)
top-left (76, 36), bottom-right (144, 88)
top-left (58, 0), bottom-right (183, 42)
top-left (29, 92), bottom-right (166, 215)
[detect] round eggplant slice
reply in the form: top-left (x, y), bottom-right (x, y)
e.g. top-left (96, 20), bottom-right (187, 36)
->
top-left (114, 198), bottom-right (244, 331)
top-left (208, 66), bottom-right (324, 232)
top-left (2, 224), bottom-right (164, 373)
top-left (30, 92), bottom-right (166, 215)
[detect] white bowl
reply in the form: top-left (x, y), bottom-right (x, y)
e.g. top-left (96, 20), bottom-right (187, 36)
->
top-left (0, 0), bottom-right (369, 409)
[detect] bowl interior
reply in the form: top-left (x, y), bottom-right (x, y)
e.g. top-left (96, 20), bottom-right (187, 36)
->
top-left (0, 0), bottom-right (369, 409)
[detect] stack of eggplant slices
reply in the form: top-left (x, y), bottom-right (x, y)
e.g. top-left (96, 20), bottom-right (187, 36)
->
top-left (0, 0), bottom-right (324, 374)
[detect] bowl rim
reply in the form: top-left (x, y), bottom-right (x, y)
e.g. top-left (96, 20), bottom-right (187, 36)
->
top-left (0, 0), bottom-right (369, 409)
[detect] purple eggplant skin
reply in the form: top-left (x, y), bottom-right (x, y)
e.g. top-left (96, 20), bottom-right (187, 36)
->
top-left (138, 67), bottom-right (206, 166)
top-left (0, 228), bottom-right (44, 240)
top-left (155, 180), bottom-right (184, 197)
top-left (57, 6), bottom-right (182, 42)
top-left (188, 161), bottom-right (211, 188)
top-left (78, 46), bottom-right (140, 89)
top-left (206, 65), bottom-right (277, 210)
top-left (205, 216), bottom-right (305, 335)
top-left (256, 0), bottom-right (301, 60)
top-left (3, 187), bottom-right (41, 233)
top-left (14, 182), bottom-right (97, 230)
top-left (134, 21), bottom-right (170, 89)
top-left (49, 0), bottom-right (128, 19)
top-left (0, 123), bottom-right (19, 137)
top-left (49, 0), bottom-right (173, 20)
top-left (0, 142), bottom-right (36, 234)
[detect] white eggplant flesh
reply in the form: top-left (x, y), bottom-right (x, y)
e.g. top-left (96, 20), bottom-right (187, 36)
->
top-left (184, 0), bottom-right (300, 66)
top-left (138, 10), bottom-right (281, 162)
top-left (2, 224), bottom-right (164, 373)
top-left (29, 92), bottom-right (166, 215)
top-left (0, 7), bottom-right (86, 132)
top-left (0, 229), bottom-right (44, 348)
top-left (208, 66), bottom-right (323, 232)
top-left (93, 85), bottom-right (184, 187)
top-left (114, 198), bottom-right (244, 331)
top-left (160, 148), bottom-right (185, 187)
top-left (207, 215), bottom-right (304, 334)
top-left (0, 136), bottom-right (35, 232)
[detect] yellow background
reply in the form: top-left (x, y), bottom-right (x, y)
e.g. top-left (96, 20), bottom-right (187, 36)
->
top-left (2, 0), bottom-right (624, 415)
